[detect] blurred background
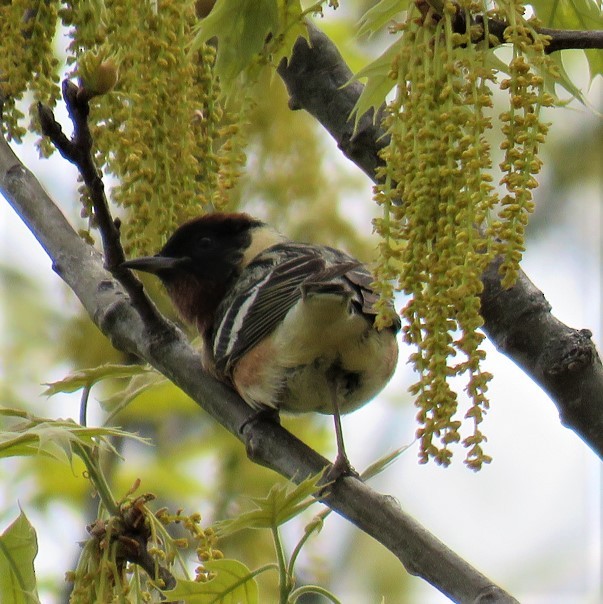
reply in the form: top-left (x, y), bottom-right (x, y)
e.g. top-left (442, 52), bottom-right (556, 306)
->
top-left (1, 3), bottom-right (602, 602)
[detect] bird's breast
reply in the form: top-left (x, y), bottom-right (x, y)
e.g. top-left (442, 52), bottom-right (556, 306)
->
top-left (231, 295), bottom-right (398, 415)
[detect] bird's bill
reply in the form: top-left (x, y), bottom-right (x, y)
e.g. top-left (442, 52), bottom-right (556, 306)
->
top-left (121, 255), bottom-right (188, 274)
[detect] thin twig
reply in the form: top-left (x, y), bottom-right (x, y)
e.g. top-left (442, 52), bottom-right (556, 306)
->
top-left (38, 80), bottom-right (122, 268)
top-left (418, 2), bottom-right (603, 54)
top-left (79, 385), bottom-right (91, 427)
top-left (37, 80), bottom-right (173, 332)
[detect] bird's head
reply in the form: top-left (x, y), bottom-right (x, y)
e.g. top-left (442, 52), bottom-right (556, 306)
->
top-left (122, 212), bottom-right (283, 331)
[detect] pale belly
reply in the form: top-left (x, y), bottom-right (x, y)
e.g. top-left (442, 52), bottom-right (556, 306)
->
top-left (232, 325), bottom-right (398, 416)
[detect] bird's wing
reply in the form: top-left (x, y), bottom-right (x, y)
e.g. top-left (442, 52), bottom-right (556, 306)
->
top-left (212, 244), bottom-right (372, 375)
top-left (343, 262), bottom-right (402, 330)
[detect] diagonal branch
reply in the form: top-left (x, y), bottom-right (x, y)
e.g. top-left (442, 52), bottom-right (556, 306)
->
top-left (277, 23), bottom-right (603, 460)
top-left (0, 130), bottom-right (518, 603)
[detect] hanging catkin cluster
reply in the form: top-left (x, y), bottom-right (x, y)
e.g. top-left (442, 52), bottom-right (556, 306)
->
top-left (1, 0), bottom-right (249, 255)
top-left (0, 0), bottom-right (61, 145)
top-left (60, 0), bottom-right (249, 254)
top-left (374, 0), bottom-right (554, 469)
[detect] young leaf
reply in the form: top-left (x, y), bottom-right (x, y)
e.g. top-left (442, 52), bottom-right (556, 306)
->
top-left (527, 0), bottom-right (603, 80)
top-left (0, 408), bottom-right (149, 461)
top-left (542, 52), bottom-right (588, 105)
top-left (350, 40), bottom-right (400, 126)
top-left (360, 444), bottom-right (412, 481)
top-left (357, 0), bottom-right (409, 39)
top-left (531, 0), bottom-right (603, 30)
top-left (100, 370), bottom-right (167, 423)
top-left (0, 511), bottom-right (40, 604)
top-left (163, 559), bottom-right (259, 603)
top-left (43, 363), bottom-right (151, 396)
top-left (191, 0), bottom-right (279, 84)
top-left (216, 472), bottom-right (324, 535)
top-left (269, 0), bottom-right (307, 70)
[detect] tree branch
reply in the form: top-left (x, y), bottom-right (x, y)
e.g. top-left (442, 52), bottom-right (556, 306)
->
top-left (539, 27), bottom-right (603, 53)
top-left (0, 132), bottom-right (517, 602)
top-left (418, 1), bottom-right (603, 53)
top-left (277, 23), bottom-right (603, 461)
top-left (37, 81), bottom-right (170, 331)
top-left (477, 18), bottom-right (603, 54)
top-left (38, 80), bottom-right (123, 269)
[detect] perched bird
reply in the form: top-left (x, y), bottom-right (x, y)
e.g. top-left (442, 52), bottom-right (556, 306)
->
top-left (122, 213), bottom-right (400, 475)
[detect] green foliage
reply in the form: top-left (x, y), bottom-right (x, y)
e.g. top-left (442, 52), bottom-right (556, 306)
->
top-left (239, 74), bottom-right (374, 260)
top-left (360, 444), bottom-right (411, 480)
top-left (0, 407), bottom-right (148, 463)
top-left (532, 0), bottom-right (603, 78)
top-left (0, 511), bottom-right (40, 604)
top-left (213, 472), bottom-right (348, 603)
top-left (0, 264), bottom-right (68, 407)
top-left (357, 0), bottom-right (411, 38)
top-left (351, 41), bottom-right (401, 127)
top-left (1, 1), bottom-right (602, 600)
top-left (192, 0), bottom-right (281, 83)
top-left (216, 473), bottom-right (323, 535)
top-left (355, 0), bottom-right (602, 119)
top-left (164, 560), bottom-right (259, 603)
top-left (5, 360), bottom-right (343, 601)
top-left (99, 370), bottom-right (169, 423)
top-left (43, 363), bottom-right (152, 396)
top-left (0, 0), bottom-right (61, 143)
top-left (67, 487), bottom-right (219, 602)
top-left (62, 0), bottom-right (220, 253)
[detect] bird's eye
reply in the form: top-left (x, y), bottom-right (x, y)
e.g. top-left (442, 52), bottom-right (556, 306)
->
top-left (198, 237), bottom-right (213, 248)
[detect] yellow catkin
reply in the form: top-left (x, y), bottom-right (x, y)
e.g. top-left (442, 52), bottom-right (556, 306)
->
top-left (374, 0), bottom-right (554, 469)
top-left (0, 0), bottom-right (61, 145)
top-left (58, 0), bottom-right (248, 253)
top-left (491, 1), bottom-right (554, 288)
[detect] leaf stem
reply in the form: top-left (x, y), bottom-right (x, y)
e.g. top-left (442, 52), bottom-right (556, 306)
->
top-left (289, 584), bottom-right (342, 604)
top-left (271, 526), bottom-right (290, 604)
top-left (287, 508), bottom-right (329, 578)
top-left (79, 384), bottom-right (91, 426)
top-left (74, 442), bottom-right (119, 516)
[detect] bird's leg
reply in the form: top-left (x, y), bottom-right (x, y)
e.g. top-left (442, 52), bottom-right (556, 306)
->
top-left (327, 382), bottom-right (358, 480)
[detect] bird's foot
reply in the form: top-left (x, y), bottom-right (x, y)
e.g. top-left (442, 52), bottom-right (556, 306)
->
top-left (324, 452), bottom-right (361, 483)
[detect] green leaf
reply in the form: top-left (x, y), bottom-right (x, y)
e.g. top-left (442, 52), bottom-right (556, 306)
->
top-left (361, 444), bottom-right (411, 481)
top-left (531, 0), bottom-right (603, 80)
top-left (350, 39), bottom-right (400, 126)
top-left (270, 0), bottom-right (307, 70)
top-left (543, 52), bottom-right (588, 104)
top-left (43, 363), bottom-right (151, 396)
top-left (216, 472), bottom-right (324, 535)
top-left (0, 407), bottom-right (149, 461)
top-left (531, 0), bottom-right (603, 29)
top-left (486, 48), bottom-right (587, 106)
top-left (163, 559), bottom-right (259, 603)
top-left (584, 47), bottom-right (603, 81)
top-left (357, 0), bottom-right (409, 38)
top-left (100, 370), bottom-right (167, 423)
top-left (0, 511), bottom-right (40, 604)
top-left (191, 0), bottom-right (279, 84)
